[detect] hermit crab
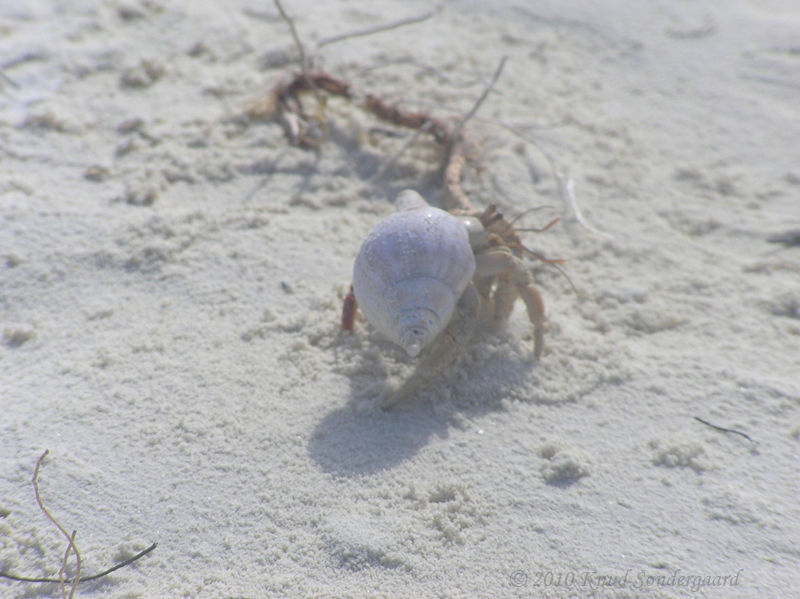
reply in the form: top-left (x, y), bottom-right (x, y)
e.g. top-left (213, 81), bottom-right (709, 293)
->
top-left (264, 68), bottom-right (561, 408)
top-left (342, 189), bottom-right (554, 410)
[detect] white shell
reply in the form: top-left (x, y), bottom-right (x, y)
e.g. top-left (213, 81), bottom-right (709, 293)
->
top-left (353, 190), bottom-right (476, 357)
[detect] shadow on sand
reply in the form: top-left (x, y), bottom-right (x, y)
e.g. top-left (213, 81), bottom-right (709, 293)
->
top-left (308, 331), bottom-right (538, 477)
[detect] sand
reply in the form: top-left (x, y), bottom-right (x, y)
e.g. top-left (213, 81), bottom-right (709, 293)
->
top-left (2, 0), bottom-right (799, 597)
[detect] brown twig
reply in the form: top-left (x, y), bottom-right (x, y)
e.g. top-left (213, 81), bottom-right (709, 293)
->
top-left (32, 450), bottom-right (81, 599)
top-left (273, 69), bottom-right (451, 142)
top-left (361, 93), bottom-right (450, 143)
top-left (272, 0), bottom-right (309, 81)
top-left (273, 0), bottom-right (323, 108)
top-left (443, 146), bottom-right (471, 211)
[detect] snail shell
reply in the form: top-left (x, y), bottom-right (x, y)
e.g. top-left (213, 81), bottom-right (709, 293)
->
top-left (353, 190), bottom-right (476, 357)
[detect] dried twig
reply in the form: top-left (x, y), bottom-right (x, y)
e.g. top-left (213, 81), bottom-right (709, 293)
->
top-left (443, 146), bottom-right (471, 211)
top-left (32, 450), bottom-right (81, 599)
top-left (448, 56), bottom-right (507, 150)
top-left (441, 57), bottom-right (507, 211)
top-left (0, 543), bottom-right (158, 584)
top-left (80, 542), bottom-right (158, 583)
top-left (314, 8), bottom-right (439, 53)
top-left (0, 452), bottom-right (157, 591)
top-left (694, 416), bottom-right (755, 443)
top-left (272, 0), bottom-right (309, 81)
top-left (273, 0), bottom-right (324, 108)
top-left (59, 531), bottom-right (78, 599)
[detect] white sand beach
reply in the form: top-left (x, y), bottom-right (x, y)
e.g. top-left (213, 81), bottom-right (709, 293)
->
top-left (2, 0), bottom-right (799, 597)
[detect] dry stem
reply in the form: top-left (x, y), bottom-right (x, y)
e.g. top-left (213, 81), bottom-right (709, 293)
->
top-left (313, 9), bottom-right (438, 54)
top-left (0, 543), bottom-right (158, 585)
top-left (0, 452), bottom-right (157, 591)
top-left (448, 55), bottom-right (507, 152)
top-left (58, 531), bottom-right (78, 598)
top-left (273, 0), bottom-right (323, 108)
top-left (32, 450), bottom-right (82, 599)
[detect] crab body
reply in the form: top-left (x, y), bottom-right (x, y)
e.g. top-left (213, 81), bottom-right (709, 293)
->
top-left (345, 189), bottom-right (547, 409)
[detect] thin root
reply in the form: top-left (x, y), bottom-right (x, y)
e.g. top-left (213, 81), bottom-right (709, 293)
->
top-left (0, 452), bottom-right (157, 588)
top-left (32, 450), bottom-right (81, 599)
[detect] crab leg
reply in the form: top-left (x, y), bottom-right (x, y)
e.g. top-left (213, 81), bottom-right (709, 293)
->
top-left (518, 282), bottom-right (545, 360)
top-left (474, 249), bottom-right (546, 359)
top-left (382, 282), bottom-right (480, 410)
top-left (341, 284), bottom-right (357, 332)
top-left (492, 274), bottom-right (518, 322)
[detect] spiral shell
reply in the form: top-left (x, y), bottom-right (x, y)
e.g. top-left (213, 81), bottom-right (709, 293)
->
top-left (353, 190), bottom-right (476, 357)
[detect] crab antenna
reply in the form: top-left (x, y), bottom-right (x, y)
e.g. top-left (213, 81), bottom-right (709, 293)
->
top-left (515, 243), bottom-right (578, 295)
top-left (515, 216), bottom-right (561, 234)
top-left (549, 262), bottom-right (580, 296)
top-left (509, 205), bottom-right (557, 225)
top-left (518, 242), bottom-right (565, 265)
